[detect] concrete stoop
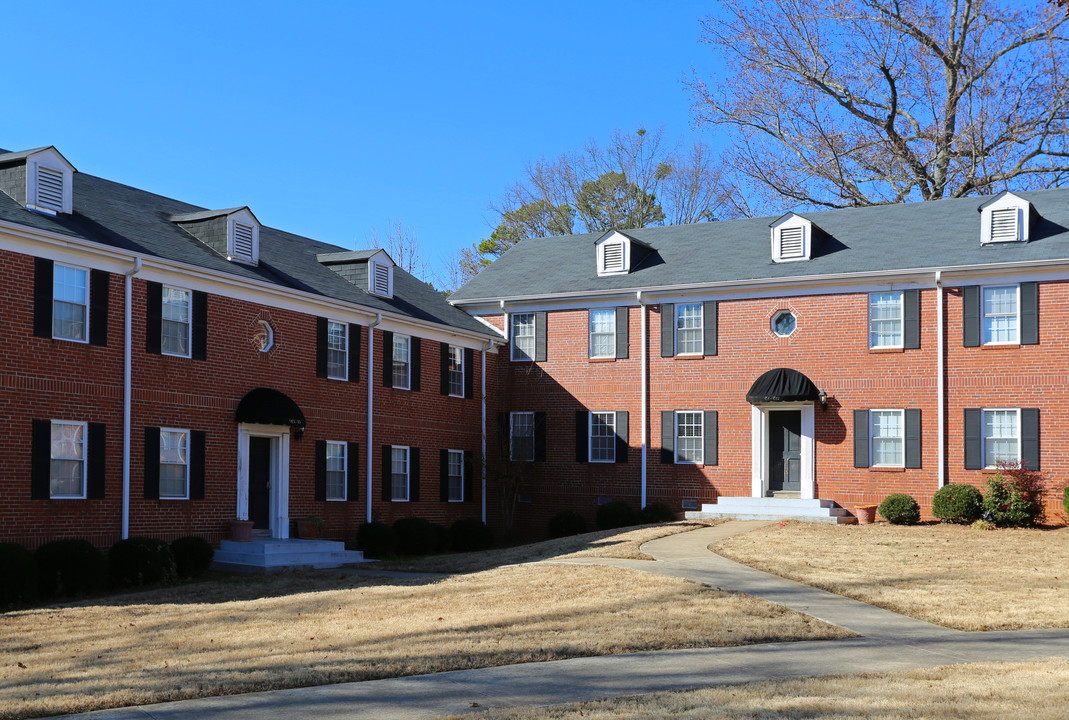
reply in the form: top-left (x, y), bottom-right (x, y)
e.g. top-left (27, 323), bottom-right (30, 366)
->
top-left (685, 496), bottom-right (858, 524)
top-left (211, 538), bottom-right (367, 573)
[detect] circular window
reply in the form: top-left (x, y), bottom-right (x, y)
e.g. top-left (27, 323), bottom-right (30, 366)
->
top-left (771, 310), bottom-right (796, 337)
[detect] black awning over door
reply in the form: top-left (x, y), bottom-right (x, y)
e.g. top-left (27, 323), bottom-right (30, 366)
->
top-left (746, 368), bottom-right (821, 404)
top-left (235, 388), bottom-right (307, 431)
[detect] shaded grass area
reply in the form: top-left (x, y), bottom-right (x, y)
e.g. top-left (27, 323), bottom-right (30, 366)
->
top-left (713, 521), bottom-right (1069, 630)
top-left (443, 658), bottom-right (1069, 719)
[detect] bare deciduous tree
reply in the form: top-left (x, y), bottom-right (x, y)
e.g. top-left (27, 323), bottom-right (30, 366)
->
top-left (690, 0), bottom-right (1069, 213)
top-left (368, 219), bottom-right (429, 279)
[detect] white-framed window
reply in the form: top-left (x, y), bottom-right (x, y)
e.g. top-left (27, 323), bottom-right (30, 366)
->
top-left (675, 411), bottom-right (703, 465)
top-left (393, 334), bottom-right (411, 389)
top-left (675, 304), bottom-right (703, 355)
top-left (53, 263), bottom-right (88, 342)
top-left (982, 285), bottom-right (1019, 345)
top-left (589, 309), bottom-right (615, 359)
top-left (326, 441), bottom-right (347, 500)
top-left (511, 313), bottom-right (536, 361)
top-left (391, 445), bottom-right (410, 501)
top-left (327, 320), bottom-right (348, 380)
top-left (869, 292), bottom-right (903, 348)
top-left (159, 428), bottom-right (190, 499)
top-left (161, 287), bottom-right (191, 357)
top-left (589, 412), bottom-right (616, 463)
top-left (510, 411), bottom-right (535, 462)
top-left (448, 345), bottom-right (464, 397)
top-left (983, 408), bottom-right (1020, 468)
top-left (771, 309), bottom-right (797, 337)
top-left (447, 449), bottom-right (464, 502)
top-left (870, 410), bottom-right (904, 467)
top-left (50, 420), bottom-right (87, 498)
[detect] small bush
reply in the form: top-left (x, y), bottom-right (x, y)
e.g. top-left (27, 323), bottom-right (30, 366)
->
top-left (356, 522), bottom-right (396, 558)
top-left (109, 537), bottom-right (177, 588)
top-left (432, 523), bottom-right (452, 553)
top-left (984, 462), bottom-right (1045, 527)
top-left (596, 500), bottom-right (637, 530)
top-left (931, 484), bottom-right (983, 524)
top-left (171, 536), bottom-right (214, 579)
top-left (1063, 485), bottom-right (1069, 523)
top-left (639, 502), bottom-right (676, 524)
top-left (393, 517), bottom-right (437, 556)
top-left (451, 518), bottom-right (492, 552)
top-left (0, 543), bottom-right (38, 608)
top-left (36, 539), bottom-right (105, 598)
top-left (878, 494), bottom-right (920, 525)
top-left (548, 510), bottom-right (588, 538)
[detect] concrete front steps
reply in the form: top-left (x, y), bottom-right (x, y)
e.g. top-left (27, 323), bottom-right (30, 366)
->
top-left (211, 538), bottom-right (367, 573)
top-left (685, 496), bottom-right (858, 524)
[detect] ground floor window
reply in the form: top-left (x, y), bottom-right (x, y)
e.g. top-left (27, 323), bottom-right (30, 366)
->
top-left (675, 411), bottom-right (703, 464)
top-left (159, 428), bottom-right (189, 498)
top-left (391, 446), bottom-right (410, 501)
top-left (50, 420), bottom-right (86, 498)
top-left (326, 441), bottom-right (347, 500)
top-left (447, 449), bottom-right (464, 501)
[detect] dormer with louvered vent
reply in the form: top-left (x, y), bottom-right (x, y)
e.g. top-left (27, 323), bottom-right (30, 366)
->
top-left (769, 213), bottom-right (813, 263)
top-left (979, 191), bottom-right (1031, 245)
top-left (594, 230), bottom-right (654, 277)
top-left (0, 146), bottom-right (76, 215)
top-left (171, 206), bottom-right (261, 265)
top-left (317, 248), bottom-right (396, 299)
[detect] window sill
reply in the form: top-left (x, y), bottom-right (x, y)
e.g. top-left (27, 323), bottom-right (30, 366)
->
top-left (869, 347), bottom-right (904, 354)
top-left (672, 354), bottom-right (705, 361)
top-left (869, 466), bottom-right (906, 473)
top-left (588, 357), bottom-right (616, 363)
top-left (980, 343), bottom-right (1023, 350)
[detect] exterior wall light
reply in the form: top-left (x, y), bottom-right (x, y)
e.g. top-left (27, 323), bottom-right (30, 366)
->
top-left (818, 390), bottom-right (828, 410)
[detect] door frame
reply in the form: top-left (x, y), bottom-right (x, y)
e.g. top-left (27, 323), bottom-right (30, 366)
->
top-left (237, 423), bottom-right (291, 539)
top-left (750, 402), bottom-right (815, 499)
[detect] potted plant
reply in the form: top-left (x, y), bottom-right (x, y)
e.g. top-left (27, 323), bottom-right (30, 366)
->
top-left (296, 515), bottom-right (325, 539)
top-left (854, 504), bottom-right (879, 524)
top-left (230, 519), bottom-right (255, 542)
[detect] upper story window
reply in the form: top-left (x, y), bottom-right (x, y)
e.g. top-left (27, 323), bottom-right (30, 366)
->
top-left (674, 411), bottom-right (704, 465)
top-left (326, 441), bottom-right (347, 500)
top-left (161, 287), bottom-right (191, 357)
top-left (512, 313), bottom-right (536, 361)
top-left (510, 411), bottom-right (535, 462)
top-left (979, 191), bottom-right (1031, 245)
top-left (589, 412), bottom-right (616, 463)
top-left (675, 304), bottom-right (703, 355)
top-left (327, 320), bottom-right (348, 380)
top-left (870, 410), bottom-right (904, 467)
top-left (589, 308), bottom-right (616, 358)
top-left (53, 263), bottom-right (88, 342)
top-left (447, 345), bottom-right (464, 397)
top-left (159, 428), bottom-right (190, 499)
top-left (982, 285), bottom-right (1018, 344)
top-left (869, 292), bottom-right (903, 348)
top-left (769, 214), bottom-right (813, 263)
top-left (50, 420), bottom-right (87, 498)
top-left (393, 334), bottom-right (411, 389)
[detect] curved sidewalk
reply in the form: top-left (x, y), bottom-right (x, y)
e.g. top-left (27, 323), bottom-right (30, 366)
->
top-left (59, 522), bottom-right (1069, 720)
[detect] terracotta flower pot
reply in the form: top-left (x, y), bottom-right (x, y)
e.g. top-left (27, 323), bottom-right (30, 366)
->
top-left (855, 505), bottom-right (879, 524)
top-left (296, 519), bottom-right (321, 539)
top-left (230, 520), bottom-right (255, 542)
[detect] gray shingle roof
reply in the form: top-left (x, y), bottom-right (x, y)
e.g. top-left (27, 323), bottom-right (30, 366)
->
top-left (450, 189), bottom-right (1069, 302)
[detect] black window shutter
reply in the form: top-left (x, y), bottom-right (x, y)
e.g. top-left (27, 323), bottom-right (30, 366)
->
top-left (904, 289), bottom-right (920, 349)
top-left (410, 447), bottom-right (420, 501)
top-left (853, 410), bottom-right (870, 468)
top-left (904, 409), bottom-right (922, 469)
top-left (963, 285), bottom-right (980, 347)
top-left (464, 348), bottom-right (474, 399)
top-left (33, 258), bottom-right (53, 338)
top-left (534, 412), bottom-right (547, 461)
top-left (87, 423), bottom-right (106, 499)
top-left (703, 301), bottom-right (718, 357)
top-left (31, 419), bottom-right (51, 499)
top-left (463, 450), bottom-right (474, 503)
top-left (1020, 282), bottom-right (1038, 345)
top-left (660, 304), bottom-right (675, 357)
top-left (498, 413), bottom-right (509, 456)
top-left (89, 269), bottom-right (109, 346)
top-left (964, 408), bottom-right (982, 470)
top-left (661, 410), bottom-right (675, 464)
top-left (381, 445), bottom-right (392, 501)
top-left (315, 317), bottom-right (328, 378)
top-left (703, 410), bottom-right (717, 466)
top-left (189, 430), bottom-right (206, 500)
top-left (145, 281), bottom-right (163, 354)
top-left (314, 440), bottom-right (327, 501)
top-left (347, 442), bottom-right (360, 501)
top-left (411, 338), bottom-right (422, 391)
top-left (615, 307), bottom-right (629, 359)
top-left (1022, 408), bottom-right (1040, 470)
top-left (575, 410), bottom-right (589, 463)
top-left (534, 311), bottom-right (547, 362)
top-left (440, 448), bottom-right (450, 501)
top-left (191, 291), bottom-right (208, 360)
top-left (348, 324), bottom-right (361, 382)
top-left (440, 343), bottom-right (450, 395)
top-left (144, 427), bottom-right (160, 499)
top-left (616, 411), bottom-right (629, 464)
top-left (382, 331), bottom-right (394, 387)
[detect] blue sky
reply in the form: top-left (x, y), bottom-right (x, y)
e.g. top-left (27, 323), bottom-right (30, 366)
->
top-left (5, 1), bottom-right (719, 283)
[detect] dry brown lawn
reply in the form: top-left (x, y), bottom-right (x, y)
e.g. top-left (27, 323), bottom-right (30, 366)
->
top-left (445, 658), bottom-right (1069, 719)
top-left (0, 525), bottom-right (847, 720)
top-left (714, 521), bottom-right (1069, 630)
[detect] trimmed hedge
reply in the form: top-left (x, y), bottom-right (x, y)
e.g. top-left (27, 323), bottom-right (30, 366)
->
top-left (450, 518), bottom-right (492, 552)
top-left (596, 501), bottom-right (637, 530)
top-left (1064, 486), bottom-right (1069, 523)
top-left (37, 539), bottom-right (105, 597)
top-left (932, 484), bottom-right (983, 524)
top-left (0, 543), bottom-right (38, 608)
top-left (171, 536), bottom-right (214, 579)
top-left (639, 502), bottom-right (676, 524)
top-left (878, 494), bottom-right (921, 525)
top-left (548, 510), bottom-right (588, 538)
top-left (432, 523), bottom-right (452, 553)
top-left (109, 537), bottom-right (177, 588)
top-left (356, 522), bottom-right (396, 558)
top-left (393, 517), bottom-right (437, 556)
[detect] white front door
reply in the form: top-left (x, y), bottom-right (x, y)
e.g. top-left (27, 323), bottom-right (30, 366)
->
top-left (751, 403), bottom-right (815, 499)
top-left (237, 424), bottom-right (291, 538)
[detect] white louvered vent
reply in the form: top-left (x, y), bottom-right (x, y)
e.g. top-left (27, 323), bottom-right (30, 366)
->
top-left (36, 167), bottom-right (64, 212)
top-left (778, 226), bottom-right (804, 259)
top-left (990, 208), bottom-right (1019, 242)
top-left (602, 242), bottom-right (625, 273)
top-left (371, 262), bottom-right (391, 296)
top-left (233, 223), bottom-right (255, 259)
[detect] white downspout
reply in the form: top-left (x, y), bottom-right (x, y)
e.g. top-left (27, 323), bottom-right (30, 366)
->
top-left (481, 340), bottom-right (493, 524)
top-left (637, 291), bottom-right (648, 509)
top-left (936, 271), bottom-right (945, 487)
top-left (366, 313), bottom-right (382, 523)
top-left (121, 257), bottom-right (142, 540)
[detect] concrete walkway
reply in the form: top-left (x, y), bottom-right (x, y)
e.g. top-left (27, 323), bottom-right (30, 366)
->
top-left (58, 522), bottom-right (1069, 719)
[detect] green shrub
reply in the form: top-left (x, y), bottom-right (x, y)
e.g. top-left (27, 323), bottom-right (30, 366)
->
top-left (983, 462), bottom-right (1045, 527)
top-left (36, 539), bottom-right (105, 598)
top-left (1064, 485), bottom-right (1069, 524)
top-left (170, 536), bottom-right (214, 579)
top-left (878, 494), bottom-right (920, 525)
top-left (432, 523), bottom-right (452, 553)
top-left (0, 543), bottom-right (38, 608)
top-left (450, 518), bottom-right (492, 552)
top-left (548, 510), bottom-right (588, 538)
top-left (356, 522), bottom-right (395, 558)
top-left (392, 517), bottom-right (437, 556)
top-left (639, 502), bottom-right (676, 524)
top-left (109, 538), bottom-right (177, 588)
top-left (931, 484), bottom-right (983, 524)
top-left (596, 500), bottom-right (637, 530)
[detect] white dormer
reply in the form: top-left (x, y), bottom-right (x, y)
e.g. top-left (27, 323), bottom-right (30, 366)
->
top-left (227, 208), bottom-right (260, 265)
top-left (979, 191), bottom-right (1031, 244)
top-left (769, 213), bottom-right (812, 263)
top-left (27, 147), bottom-right (75, 215)
top-left (367, 249), bottom-right (395, 298)
top-left (594, 230), bottom-right (652, 276)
